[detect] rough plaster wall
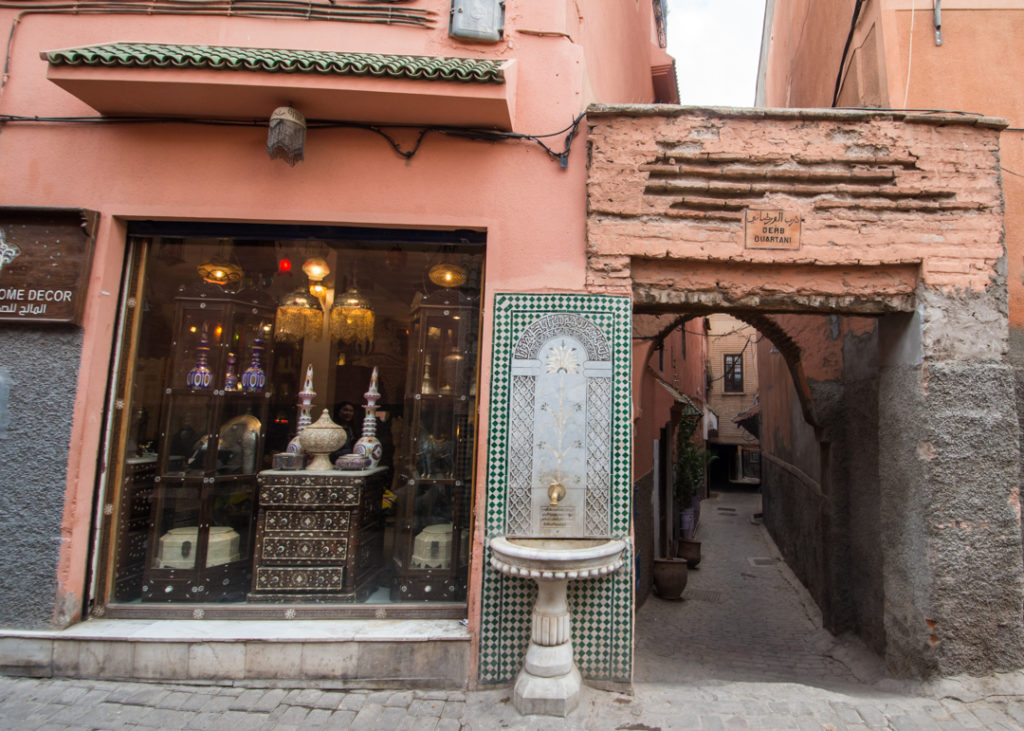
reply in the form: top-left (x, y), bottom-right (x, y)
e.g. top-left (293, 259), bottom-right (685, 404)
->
top-left (1010, 328), bottom-right (1024, 574)
top-left (759, 326), bottom-right (829, 622)
top-left (588, 107), bottom-right (1006, 304)
top-left (633, 471), bottom-right (654, 607)
top-left (0, 328), bottom-right (82, 628)
top-left (840, 323), bottom-right (885, 654)
top-left (879, 289), bottom-right (1024, 677)
top-left (762, 458), bottom-right (828, 618)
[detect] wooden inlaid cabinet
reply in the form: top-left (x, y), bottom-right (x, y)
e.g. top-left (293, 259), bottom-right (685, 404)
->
top-left (249, 468), bottom-right (387, 601)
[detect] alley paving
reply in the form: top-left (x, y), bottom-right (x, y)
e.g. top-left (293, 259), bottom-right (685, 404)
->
top-left (4, 487), bottom-right (1024, 729)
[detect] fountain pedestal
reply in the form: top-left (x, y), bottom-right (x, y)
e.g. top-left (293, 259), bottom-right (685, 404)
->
top-left (489, 536), bottom-right (626, 717)
top-left (516, 577), bottom-right (580, 715)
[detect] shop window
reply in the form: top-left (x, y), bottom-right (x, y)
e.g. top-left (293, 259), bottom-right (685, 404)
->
top-left (723, 353), bottom-right (743, 393)
top-left (102, 225), bottom-right (483, 616)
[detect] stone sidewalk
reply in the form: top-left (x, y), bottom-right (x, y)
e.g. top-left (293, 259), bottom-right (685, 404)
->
top-left (5, 671), bottom-right (1024, 730)
top-left (4, 487), bottom-right (1024, 729)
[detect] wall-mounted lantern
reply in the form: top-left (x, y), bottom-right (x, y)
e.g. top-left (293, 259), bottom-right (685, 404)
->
top-left (267, 106), bottom-right (306, 166)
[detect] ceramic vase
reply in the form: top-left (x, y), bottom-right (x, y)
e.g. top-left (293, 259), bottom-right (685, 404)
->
top-left (241, 333), bottom-right (266, 393)
top-left (353, 367), bottom-right (383, 467)
top-left (677, 539), bottom-right (702, 569)
top-left (186, 324), bottom-right (213, 390)
top-left (652, 558), bottom-right (688, 600)
top-left (298, 410), bottom-right (347, 471)
top-left (223, 351), bottom-right (238, 391)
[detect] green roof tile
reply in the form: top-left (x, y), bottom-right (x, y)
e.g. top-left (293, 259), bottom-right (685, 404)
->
top-left (44, 42), bottom-right (506, 84)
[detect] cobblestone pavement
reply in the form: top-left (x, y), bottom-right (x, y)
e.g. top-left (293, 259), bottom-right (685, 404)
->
top-left (5, 488), bottom-right (1024, 729)
top-left (636, 487), bottom-right (861, 687)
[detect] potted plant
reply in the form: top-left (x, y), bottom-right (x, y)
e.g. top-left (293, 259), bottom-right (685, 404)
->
top-left (673, 413), bottom-right (712, 562)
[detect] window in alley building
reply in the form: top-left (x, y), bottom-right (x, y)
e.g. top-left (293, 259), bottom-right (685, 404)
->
top-left (723, 354), bottom-right (744, 393)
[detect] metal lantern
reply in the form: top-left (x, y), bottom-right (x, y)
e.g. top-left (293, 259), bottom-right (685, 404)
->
top-left (274, 287), bottom-right (323, 342)
top-left (266, 106), bottom-right (306, 166)
top-left (196, 256), bottom-right (243, 286)
top-left (330, 285), bottom-right (375, 350)
top-left (428, 262), bottom-right (467, 288)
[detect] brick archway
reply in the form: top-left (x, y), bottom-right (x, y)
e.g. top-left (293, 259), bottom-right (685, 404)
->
top-left (593, 105), bottom-right (1024, 678)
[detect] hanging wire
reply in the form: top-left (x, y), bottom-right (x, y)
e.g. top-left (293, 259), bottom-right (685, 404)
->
top-left (0, 112), bottom-right (588, 166)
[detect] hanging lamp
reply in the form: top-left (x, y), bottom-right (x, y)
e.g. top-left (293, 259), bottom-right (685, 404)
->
top-left (302, 256), bottom-right (330, 300)
top-left (330, 283), bottom-right (375, 351)
top-left (428, 262), bottom-right (467, 288)
top-left (274, 287), bottom-right (323, 342)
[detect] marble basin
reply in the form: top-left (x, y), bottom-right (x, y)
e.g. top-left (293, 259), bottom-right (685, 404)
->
top-left (489, 535), bottom-right (628, 716)
top-left (489, 536), bottom-right (626, 580)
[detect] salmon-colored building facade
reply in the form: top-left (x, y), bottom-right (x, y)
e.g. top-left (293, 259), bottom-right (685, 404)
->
top-left (0, 1), bottom-right (675, 690)
top-left (5, 0), bottom-right (1024, 696)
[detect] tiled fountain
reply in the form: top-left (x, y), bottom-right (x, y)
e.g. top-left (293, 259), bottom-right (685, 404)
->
top-left (482, 294), bottom-right (632, 716)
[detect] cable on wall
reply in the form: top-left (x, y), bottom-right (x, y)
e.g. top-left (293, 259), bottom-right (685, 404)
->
top-left (903, 0), bottom-right (916, 109)
top-left (0, 111), bottom-right (588, 167)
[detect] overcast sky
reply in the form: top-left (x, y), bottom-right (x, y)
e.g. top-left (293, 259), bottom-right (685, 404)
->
top-left (666, 0), bottom-right (768, 107)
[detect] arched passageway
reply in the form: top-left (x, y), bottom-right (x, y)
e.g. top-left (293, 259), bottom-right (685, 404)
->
top-left (588, 104), bottom-right (1024, 679)
top-left (632, 308), bottom-right (888, 686)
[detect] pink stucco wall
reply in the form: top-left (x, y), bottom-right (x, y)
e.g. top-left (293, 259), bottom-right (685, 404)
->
top-left (762, 1), bottom-right (1024, 331)
top-left (0, 1), bottom-right (664, 642)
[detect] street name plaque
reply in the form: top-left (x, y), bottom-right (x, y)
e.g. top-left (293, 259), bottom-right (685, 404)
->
top-left (744, 208), bottom-right (802, 250)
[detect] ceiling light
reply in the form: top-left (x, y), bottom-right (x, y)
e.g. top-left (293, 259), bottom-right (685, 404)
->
top-left (196, 256), bottom-right (242, 286)
top-left (428, 262), bottom-right (467, 288)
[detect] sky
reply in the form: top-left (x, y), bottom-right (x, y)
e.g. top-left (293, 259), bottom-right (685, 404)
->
top-left (665, 0), bottom-right (768, 108)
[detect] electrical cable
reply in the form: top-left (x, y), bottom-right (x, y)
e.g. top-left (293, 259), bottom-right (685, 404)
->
top-left (0, 111), bottom-right (588, 166)
top-left (903, 0), bottom-right (916, 109)
top-left (832, 0), bottom-right (865, 107)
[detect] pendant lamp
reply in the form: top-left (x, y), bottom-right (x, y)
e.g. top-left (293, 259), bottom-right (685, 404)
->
top-left (330, 284), bottom-right (375, 351)
top-left (274, 287), bottom-right (323, 342)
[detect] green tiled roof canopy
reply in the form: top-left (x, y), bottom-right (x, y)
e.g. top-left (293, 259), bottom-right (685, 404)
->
top-left (43, 42), bottom-right (506, 84)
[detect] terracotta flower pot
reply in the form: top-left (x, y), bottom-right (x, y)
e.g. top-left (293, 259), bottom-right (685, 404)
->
top-left (652, 558), bottom-right (688, 600)
top-left (677, 539), bottom-right (701, 569)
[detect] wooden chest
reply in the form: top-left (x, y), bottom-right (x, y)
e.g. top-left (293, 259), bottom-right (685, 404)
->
top-left (249, 468), bottom-right (386, 602)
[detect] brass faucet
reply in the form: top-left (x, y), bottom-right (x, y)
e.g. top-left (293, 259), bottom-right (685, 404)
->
top-left (547, 481), bottom-right (566, 506)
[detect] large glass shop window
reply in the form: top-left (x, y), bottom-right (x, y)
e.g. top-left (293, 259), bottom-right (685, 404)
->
top-left (105, 228), bottom-right (482, 613)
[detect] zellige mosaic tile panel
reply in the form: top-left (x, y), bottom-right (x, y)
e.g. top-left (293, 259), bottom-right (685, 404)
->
top-left (478, 293), bottom-right (633, 685)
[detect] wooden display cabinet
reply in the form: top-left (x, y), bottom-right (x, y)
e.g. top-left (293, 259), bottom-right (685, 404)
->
top-left (142, 287), bottom-right (275, 602)
top-left (112, 456), bottom-right (157, 601)
top-left (392, 289), bottom-right (477, 601)
top-left (249, 468), bottom-right (387, 601)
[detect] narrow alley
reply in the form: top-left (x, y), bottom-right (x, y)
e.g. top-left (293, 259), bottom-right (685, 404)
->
top-left (635, 486), bottom-right (861, 688)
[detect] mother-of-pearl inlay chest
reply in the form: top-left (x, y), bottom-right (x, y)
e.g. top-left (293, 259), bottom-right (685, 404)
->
top-left (249, 468), bottom-right (386, 601)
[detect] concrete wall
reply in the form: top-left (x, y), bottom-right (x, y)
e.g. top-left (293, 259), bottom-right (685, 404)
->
top-left (0, 329), bottom-right (82, 628)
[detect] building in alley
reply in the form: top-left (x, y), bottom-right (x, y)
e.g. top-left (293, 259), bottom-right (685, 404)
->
top-left (704, 313), bottom-right (760, 486)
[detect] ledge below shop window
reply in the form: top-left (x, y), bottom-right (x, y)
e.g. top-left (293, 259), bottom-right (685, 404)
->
top-left (43, 42), bottom-right (516, 129)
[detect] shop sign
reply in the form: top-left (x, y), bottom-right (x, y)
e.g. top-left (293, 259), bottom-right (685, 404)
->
top-left (0, 208), bottom-right (97, 325)
top-left (744, 209), bottom-right (801, 250)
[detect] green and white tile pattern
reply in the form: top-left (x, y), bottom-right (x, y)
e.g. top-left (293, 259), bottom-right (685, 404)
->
top-left (479, 293), bottom-right (633, 685)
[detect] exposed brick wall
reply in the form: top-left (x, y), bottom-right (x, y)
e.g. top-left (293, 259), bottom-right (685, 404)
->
top-left (587, 106), bottom-right (1007, 306)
